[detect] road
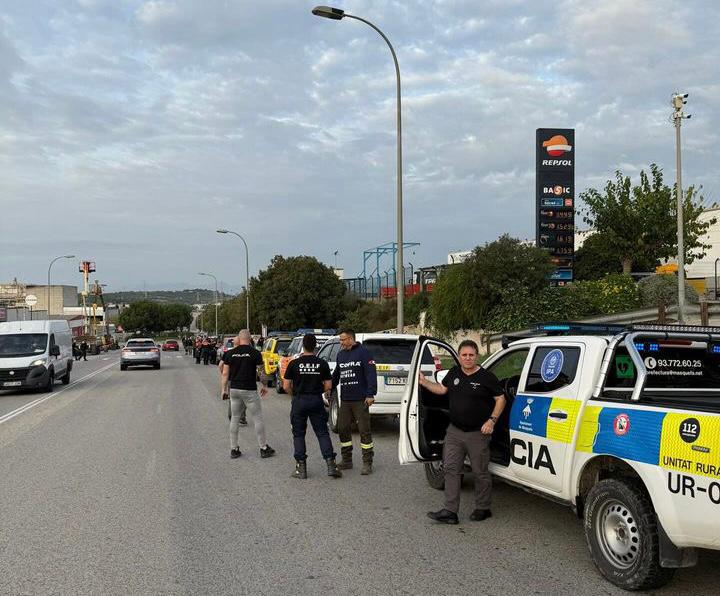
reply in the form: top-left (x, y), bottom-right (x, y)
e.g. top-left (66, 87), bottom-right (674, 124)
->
top-left (1, 353), bottom-right (718, 595)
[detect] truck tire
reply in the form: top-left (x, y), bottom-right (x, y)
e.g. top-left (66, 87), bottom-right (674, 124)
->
top-left (424, 461), bottom-right (445, 490)
top-left (60, 367), bottom-right (71, 385)
top-left (329, 394), bottom-right (339, 433)
top-left (584, 478), bottom-right (675, 591)
top-left (275, 372), bottom-right (285, 394)
top-left (44, 370), bottom-right (54, 393)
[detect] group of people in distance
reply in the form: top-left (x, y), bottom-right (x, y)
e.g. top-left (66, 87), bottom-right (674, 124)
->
top-left (213, 329), bottom-right (507, 524)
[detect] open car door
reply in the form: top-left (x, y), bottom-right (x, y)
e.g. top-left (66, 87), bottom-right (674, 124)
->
top-left (399, 336), bottom-right (459, 464)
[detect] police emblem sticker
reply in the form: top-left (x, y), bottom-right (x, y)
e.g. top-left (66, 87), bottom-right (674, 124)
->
top-left (453, 378), bottom-right (460, 386)
top-left (679, 418), bottom-right (700, 443)
top-left (540, 349), bottom-right (564, 383)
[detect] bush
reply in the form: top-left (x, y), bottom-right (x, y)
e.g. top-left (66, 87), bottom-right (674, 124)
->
top-left (637, 274), bottom-right (699, 308)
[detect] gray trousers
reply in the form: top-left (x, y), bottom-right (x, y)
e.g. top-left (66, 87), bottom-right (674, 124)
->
top-left (443, 423), bottom-right (492, 513)
top-left (229, 389), bottom-right (266, 450)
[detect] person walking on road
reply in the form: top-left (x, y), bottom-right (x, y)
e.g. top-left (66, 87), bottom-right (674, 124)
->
top-left (202, 338), bottom-right (212, 365)
top-left (331, 329), bottom-right (377, 475)
top-left (80, 340), bottom-right (88, 361)
top-left (420, 339), bottom-right (506, 525)
top-left (221, 330), bottom-right (275, 460)
top-left (283, 334), bottom-right (342, 480)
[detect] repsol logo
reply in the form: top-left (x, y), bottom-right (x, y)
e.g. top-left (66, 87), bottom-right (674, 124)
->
top-left (339, 361), bottom-right (361, 369)
top-left (541, 159), bottom-right (572, 166)
top-left (510, 438), bottom-right (556, 475)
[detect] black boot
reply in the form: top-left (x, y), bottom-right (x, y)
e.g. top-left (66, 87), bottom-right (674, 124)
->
top-left (326, 458), bottom-right (342, 478)
top-left (338, 448), bottom-right (353, 470)
top-left (291, 460), bottom-right (307, 479)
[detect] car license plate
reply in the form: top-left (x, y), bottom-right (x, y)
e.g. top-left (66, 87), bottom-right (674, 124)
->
top-left (3, 381), bottom-right (22, 387)
top-left (385, 376), bottom-right (406, 385)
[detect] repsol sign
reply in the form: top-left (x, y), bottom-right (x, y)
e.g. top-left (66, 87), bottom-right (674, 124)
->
top-left (510, 438), bottom-right (556, 475)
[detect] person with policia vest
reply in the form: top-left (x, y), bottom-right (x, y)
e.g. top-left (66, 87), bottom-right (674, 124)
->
top-left (283, 333), bottom-right (342, 479)
top-left (330, 329), bottom-right (377, 475)
top-left (420, 339), bottom-right (505, 524)
top-left (221, 330), bottom-right (275, 460)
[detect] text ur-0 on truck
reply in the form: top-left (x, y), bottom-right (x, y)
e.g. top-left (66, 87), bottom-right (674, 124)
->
top-left (398, 323), bottom-right (720, 591)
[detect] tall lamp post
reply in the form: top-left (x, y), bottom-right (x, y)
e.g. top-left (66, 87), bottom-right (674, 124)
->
top-left (672, 92), bottom-right (691, 323)
top-left (198, 272), bottom-right (218, 337)
top-left (47, 254), bottom-right (75, 319)
top-left (312, 5), bottom-right (405, 332)
top-left (216, 229), bottom-right (250, 330)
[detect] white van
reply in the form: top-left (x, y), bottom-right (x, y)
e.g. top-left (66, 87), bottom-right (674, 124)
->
top-left (0, 320), bottom-right (74, 392)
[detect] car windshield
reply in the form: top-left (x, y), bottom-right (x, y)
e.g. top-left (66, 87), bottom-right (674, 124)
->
top-left (127, 340), bottom-right (155, 347)
top-left (0, 333), bottom-right (48, 357)
top-left (275, 339), bottom-right (291, 353)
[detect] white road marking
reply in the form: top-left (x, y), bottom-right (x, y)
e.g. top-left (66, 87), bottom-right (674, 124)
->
top-left (102, 357), bottom-right (111, 361)
top-left (0, 360), bottom-right (119, 426)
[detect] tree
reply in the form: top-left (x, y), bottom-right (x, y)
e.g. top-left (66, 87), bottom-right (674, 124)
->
top-left (580, 164), bottom-right (715, 274)
top-left (160, 303), bottom-right (193, 330)
top-left (574, 232), bottom-right (657, 281)
top-left (118, 301), bottom-right (163, 333)
top-left (251, 256), bottom-right (348, 330)
top-left (430, 235), bottom-right (555, 335)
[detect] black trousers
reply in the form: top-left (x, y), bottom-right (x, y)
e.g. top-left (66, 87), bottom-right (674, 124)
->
top-left (337, 399), bottom-right (373, 463)
top-left (291, 394), bottom-right (335, 461)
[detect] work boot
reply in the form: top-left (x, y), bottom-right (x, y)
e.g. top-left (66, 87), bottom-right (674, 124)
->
top-left (291, 460), bottom-right (307, 479)
top-left (260, 445), bottom-right (276, 458)
top-left (230, 448), bottom-right (242, 459)
top-left (469, 509), bottom-right (492, 521)
top-left (338, 449), bottom-right (353, 470)
top-left (360, 461), bottom-right (373, 475)
top-left (326, 458), bottom-right (342, 478)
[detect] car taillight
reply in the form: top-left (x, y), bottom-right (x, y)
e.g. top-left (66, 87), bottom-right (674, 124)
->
top-left (151, 348), bottom-right (159, 353)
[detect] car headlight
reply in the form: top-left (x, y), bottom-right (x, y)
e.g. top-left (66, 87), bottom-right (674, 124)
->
top-left (31, 358), bottom-right (47, 367)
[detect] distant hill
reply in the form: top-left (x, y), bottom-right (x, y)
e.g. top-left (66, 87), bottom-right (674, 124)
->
top-left (101, 289), bottom-right (235, 305)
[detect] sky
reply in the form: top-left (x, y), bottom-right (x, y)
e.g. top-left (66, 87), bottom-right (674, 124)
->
top-left (1, 0), bottom-right (718, 293)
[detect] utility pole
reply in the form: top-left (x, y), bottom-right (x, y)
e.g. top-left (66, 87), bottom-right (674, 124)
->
top-left (672, 92), bottom-right (691, 323)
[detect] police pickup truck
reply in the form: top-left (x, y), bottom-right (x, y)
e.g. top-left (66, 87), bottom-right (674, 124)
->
top-left (399, 323), bottom-right (720, 591)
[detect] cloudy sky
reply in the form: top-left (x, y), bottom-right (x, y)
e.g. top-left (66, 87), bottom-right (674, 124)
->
top-left (1, 0), bottom-right (718, 292)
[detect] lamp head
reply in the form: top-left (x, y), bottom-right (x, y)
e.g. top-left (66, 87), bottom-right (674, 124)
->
top-left (312, 6), bottom-right (345, 20)
top-left (216, 229), bottom-right (228, 234)
top-left (64, 254), bottom-right (75, 258)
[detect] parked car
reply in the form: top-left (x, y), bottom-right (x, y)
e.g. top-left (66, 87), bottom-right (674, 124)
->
top-left (162, 339), bottom-right (180, 351)
top-left (121, 338), bottom-right (161, 370)
top-left (276, 333), bottom-right (334, 393)
top-left (261, 335), bottom-right (293, 387)
top-left (216, 335), bottom-right (237, 362)
top-left (318, 333), bottom-right (440, 431)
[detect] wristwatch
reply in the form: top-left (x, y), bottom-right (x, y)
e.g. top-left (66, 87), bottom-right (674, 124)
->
top-left (489, 415), bottom-right (498, 423)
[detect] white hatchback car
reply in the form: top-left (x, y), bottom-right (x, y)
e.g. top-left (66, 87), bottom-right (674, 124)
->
top-left (317, 333), bottom-right (439, 431)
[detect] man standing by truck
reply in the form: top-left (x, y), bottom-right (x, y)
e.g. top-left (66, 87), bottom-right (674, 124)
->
top-left (419, 339), bottom-right (505, 524)
top-left (331, 329), bottom-right (377, 475)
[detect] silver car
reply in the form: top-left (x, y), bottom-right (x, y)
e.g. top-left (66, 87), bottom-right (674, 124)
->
top-left (120, 338), bottom-right (161, 370)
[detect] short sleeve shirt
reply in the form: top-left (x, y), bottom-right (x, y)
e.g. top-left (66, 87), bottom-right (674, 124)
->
top-left (285, 354), bottom-right (332, 395)
top-left (442, 366), bottom-right (503, 432)
top-left (222, 345), bottom-right (263, 390)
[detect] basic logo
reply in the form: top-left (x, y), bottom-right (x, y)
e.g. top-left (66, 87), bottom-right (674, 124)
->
top-left (542, 135), bottom-right (572, 156)
top-left (543, 185), bottom-right (571, 196)
top-left (614, 413), bottom-right (630, 436)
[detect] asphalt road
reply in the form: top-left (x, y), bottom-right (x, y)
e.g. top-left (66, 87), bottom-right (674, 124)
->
top-left (1, 353), bottom-right (719, 596)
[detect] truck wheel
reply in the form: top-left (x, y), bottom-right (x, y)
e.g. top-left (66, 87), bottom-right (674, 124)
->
top-left (275, 372), bottom-right (285, 394)
top-left (424, 461), bottom-right (445, 490)
top-left (584, 479), bottom-right (675, 590)
top-left (44, 370), bottom-right (54, 393)
top-left (329, 395), bottom-right (339, 433)
top-left (60, 368), bottom-right (71, 385)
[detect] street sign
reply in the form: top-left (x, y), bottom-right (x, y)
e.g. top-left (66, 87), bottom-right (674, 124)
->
top-left (25, 294), bottom-right (38, 307)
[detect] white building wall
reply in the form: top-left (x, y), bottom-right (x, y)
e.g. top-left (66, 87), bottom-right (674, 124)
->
top-left (686, 207), bottom-right (720, 282)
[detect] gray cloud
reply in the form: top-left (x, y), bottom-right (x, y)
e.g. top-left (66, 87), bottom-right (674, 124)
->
top-left (1, 0), bottom-right (717, 289)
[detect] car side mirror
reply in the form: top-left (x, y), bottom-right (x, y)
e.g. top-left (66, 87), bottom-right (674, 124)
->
top-left (50, 345), bottom-right (61, 357)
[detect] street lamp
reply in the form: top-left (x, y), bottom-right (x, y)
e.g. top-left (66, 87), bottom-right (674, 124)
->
top-left (47, 255), bottom-right (75, 319)
top-left (312, 5), bottom-right (405, 332)
top-left (672, 92), bottom-right (691, 323)
top-left (198, 272), bottom-right (218, 337)
top-left (216, 229), bottom-right (250, 330)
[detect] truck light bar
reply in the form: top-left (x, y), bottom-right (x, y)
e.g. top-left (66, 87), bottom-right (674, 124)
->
top-left (630, 323), bottom-right (720, 333)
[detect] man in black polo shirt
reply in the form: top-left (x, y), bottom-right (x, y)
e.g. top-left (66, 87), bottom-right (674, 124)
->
top-left (419, 339), bottom-right (505, 524)
top-left (221, 330), bottom-right (275, 460)
top-left (283, 334), bottom-right (342, 480)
